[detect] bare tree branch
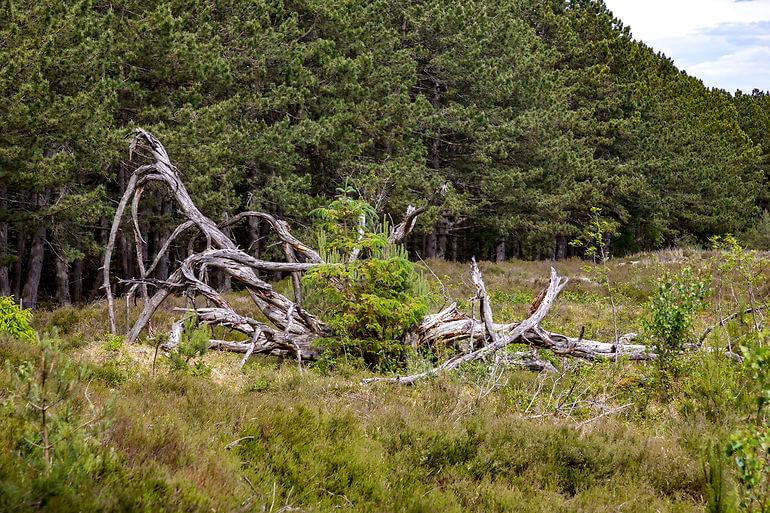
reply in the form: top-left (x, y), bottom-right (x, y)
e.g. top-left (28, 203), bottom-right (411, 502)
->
top-left (363, 265), bottom-right (568, 384)
top-left (388, 183), bottom-right (449, 244)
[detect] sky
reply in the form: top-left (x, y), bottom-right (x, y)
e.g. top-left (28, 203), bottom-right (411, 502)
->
top-left (603, 0), bottom-right (770, 93)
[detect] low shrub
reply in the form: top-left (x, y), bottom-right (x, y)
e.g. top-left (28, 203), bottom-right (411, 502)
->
top-left (0, 296), bottom-right (35, 342)
top-left (727, 428), bottom-right (770, 512)
top-left (47, 307), bottom-right (81, 335)
top-left (304, 257), bottom-right (428, 372)
top-left (167, 316), bottom-right (210, 374)
top-left (642, 266), bottom-right (709, 360)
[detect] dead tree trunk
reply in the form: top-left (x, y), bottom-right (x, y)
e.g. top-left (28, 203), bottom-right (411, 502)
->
top-left (365, 261), bottom-right (656, 385)
top-left (364, 261), bottom-right (570, 384)
top-left (105, 129), bottom-right (327, 353)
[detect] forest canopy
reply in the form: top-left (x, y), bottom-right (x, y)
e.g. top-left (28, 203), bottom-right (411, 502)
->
top-left (1, 0), bottom-right (769, 308)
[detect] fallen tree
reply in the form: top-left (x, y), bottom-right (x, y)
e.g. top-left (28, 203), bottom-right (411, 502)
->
top-left (362, 262), bottom-right (654, 384)
top-left (104, 129), bottom-right (667, 383)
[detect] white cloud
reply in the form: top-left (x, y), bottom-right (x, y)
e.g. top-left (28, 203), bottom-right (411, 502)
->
top-left (604, 0), bottom-right (770, 40)
top-left (603, 0), bottom-right (770, 91)
top-left (689, 45), bottom-right (770, 92)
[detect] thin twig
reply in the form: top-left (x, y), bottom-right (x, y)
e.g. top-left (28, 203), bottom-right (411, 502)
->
top-left (225, 436), bottom-right (255, 450)
top-left (576, 403), bottom-right (632, 428)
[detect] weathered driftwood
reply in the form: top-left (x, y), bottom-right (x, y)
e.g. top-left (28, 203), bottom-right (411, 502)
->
top-left (371, 264), bottom-right (746, 384)
top-left (388, 183), bottom-right (449, 245)
top-left (103, 129), bottom-right (669, 378)
top-left (363, 263), bottom-right (572, 384)
top-left (413, 301), bottom-right (652, 362)
top-left (104, 129), bottom-right (327, 355)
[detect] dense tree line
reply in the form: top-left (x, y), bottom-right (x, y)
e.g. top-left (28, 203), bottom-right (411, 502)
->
top-left (1, 0), bottom-right (768, 308)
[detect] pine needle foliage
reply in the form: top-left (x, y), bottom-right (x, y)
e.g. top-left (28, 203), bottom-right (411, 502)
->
top-left (304, 194), bottom-right (428, 372)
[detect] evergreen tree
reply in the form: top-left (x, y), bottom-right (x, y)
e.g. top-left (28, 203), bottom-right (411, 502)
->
top-left (1, 0), bottom-right (767, 306)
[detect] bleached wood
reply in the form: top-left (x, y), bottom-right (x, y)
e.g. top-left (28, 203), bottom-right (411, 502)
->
top-left (106, 129), bottom-right (325, 358)
top-left (388, 183), bottom-right (449, 244)
top-left (363, 266), bottom-right (569, 384)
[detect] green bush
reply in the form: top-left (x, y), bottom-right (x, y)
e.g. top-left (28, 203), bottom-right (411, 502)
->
top-left (704, 441), bottom-right (738, 513)
top-left (642, 267), bottom-right (709, 359)
top-left (724, 339), bottom-right (770, 512)
top-left (1, 339), bottom-right (109, 510)
top-left (0, 296), bottom-right (35, 342)
top-left (740, 341), bottom-right (770, 421)
top-left (303, 257), bottom-right (428, 372)
top-left (303, 192), bottom-right (431, 372)
top-left (90, 359), bottom-right (129, 387)
top-left (47, 307), bottom-right (81, 335)
top-left (0, 339), bottom-right (214, 512)
top-left (680, 352), bottom-right (742, 423)
top-left (101, 334), bottom-right (124, 352)
top-left (311, 192), bottom-right (386, 255)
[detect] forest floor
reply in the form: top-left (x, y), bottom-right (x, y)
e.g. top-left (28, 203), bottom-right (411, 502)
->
top-left (1, 248), bottom-right (758, 512)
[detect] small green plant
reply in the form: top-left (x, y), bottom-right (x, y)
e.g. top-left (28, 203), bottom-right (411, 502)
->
top-left (102, 334), bottom-right (124, 352)
top-left (250, 378), bottom-right (270, 392)
top-left (91, 359), bottom-right (129, 386)
top-left (168, 316), bottom-right (211, 373)
top-left (304, 257), bottom-right (428, 372)
top-left (727, 428), bottom-right (770, 513)
top-left (709, 235), bottom-right (769, 338)
top-left (704, 441), bottom-right (738, 513)
top-left (7, 338), bottom-right (109, 475)
top-left (48, 307), bottom-right (81, 335)
top-left (571, 207), bottom-right (621, 342)
top-left (739, 341), bottom-right (770, 423)
top-left (0, 295), bottom-right (35, 342)
top-left (305, 193), bottom-right (430, 372)
top-left (311, 185), bottom-right (386, 256)
top-left (189, 360), bottom-right (212, 377)
top-left (724, 339), bottom-right (770, 512)
top-left (680, 351), bottom-right (741, 423)
top-left (642, 266), bottom-right (709, 359)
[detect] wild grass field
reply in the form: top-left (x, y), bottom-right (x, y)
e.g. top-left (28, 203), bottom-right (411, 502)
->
top-left (1, 248), bottom-right (769, 512)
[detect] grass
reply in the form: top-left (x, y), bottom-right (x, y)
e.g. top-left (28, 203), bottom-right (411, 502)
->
top-left (1, 249), bottom-right (765, 512)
